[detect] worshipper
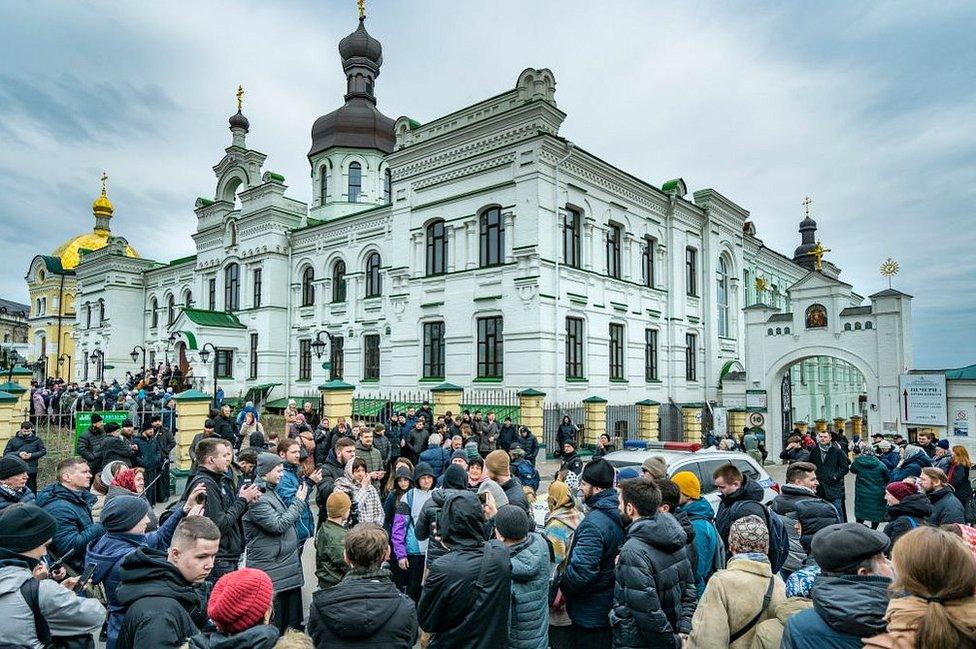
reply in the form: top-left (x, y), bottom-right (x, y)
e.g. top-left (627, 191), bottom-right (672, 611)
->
top-left (496, 504), bottom-right (550, 649)
top-left (883, 480), bottom-right (933, 550)
top-left (919, 466), bottom-right (967, 525)
top-left (809, 429), bottom-right (850, 520)
top-left (485, 448), bottom-right (529, 511)
top-left (3, 421), bottom-right (46, 494)
top-left (673, 471), bottom-right (723, 597)
top-left (186, 568), bottom-right (280, 648)
top-left (543, 480), bottom-right (581, 648)
top-left (0, 455), bottom-right (35, 513)
top-left (314, 491), bottom-right (350, 590)
top-left (333, 457), bottom-right (384, 526)
top-left (36, 457), bottom-right (104, 572)
top-left (850, 444), bottom-right (890, 529)
top-left (104, 466), bottom-right (158, 531)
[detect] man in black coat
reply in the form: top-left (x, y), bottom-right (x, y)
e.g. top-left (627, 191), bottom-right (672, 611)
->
top-left (311, 437), bottom-right (358, 527)
top-left (809, 431), bottom-right (850, 520)
top-left (497, 417), bottom-right (518, 452)
top-left (212, 405), bottom-right (236, 446)
top-left (712, 464), bottom-right (767, 552)
top-left (417, 490), bottom-right (511, 649)
top-left (115, 517), bottom-right (220, 649)
top-left (184, 438), bottom-right (261, 583)
top-left (612, 478), bottom-right (697, 649)
top-left (512, 426), bottom-right (539, 465)
top-left (920, 467), bottom-right (966, 525)
top-left (308, 523), bottom-right (417, 648)
top-left (78, 414), bottom-right (107, 474)
top-left (100, 423), bottom-right (138, 468)
top-left (2, 421), bottom-right (47, 494)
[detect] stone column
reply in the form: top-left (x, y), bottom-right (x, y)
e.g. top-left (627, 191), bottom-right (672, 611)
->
top-left (0, 381), bottom-right (28, 422)
top-left (431, 382), bottom-right (464, 418)
top-left (447, 226), bottom-right (458, 273)
top-left (518, 388), bottom-right (545, 434)
top-left (465, 221), bottom-right (477, 270)
top-left (0, 391), bottom-right (18, 451)
top-left (636, 399), bottom-right (660, 441)
top-left (319, 380), bottom-right (355, 423)
top-left (682, 403), bottom-right (704, 444)
top-left (583, 396), bottom-right (607, 446)
top-left (410, 232), bottom-right (422, 278)
top-left (503, 212), bottom-right (515, 263)
top-left (727, 408), bottom-right (747, 437)
top-left (850, 415), bottom-right (863, 437)
top-left (173, 389), bottom-right (212, 471)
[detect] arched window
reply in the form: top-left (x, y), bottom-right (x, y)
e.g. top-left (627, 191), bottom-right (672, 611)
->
top-left (301, 267), bottom-right (315, 306)
top-left (844, 322), bottom-right (852, 331)
top-left (854, 321), bottom-right (862, 330)
top-left (319, 165), bottom-right (328, 204)
top-left (228, 221), bottom-right (237, 246)
top-left (167, 295), bottom-right (175, 325)
top-left (85, 303), bottom-right (91, 328)
top-left (331, 260), bottom-right (347, 303)
top-left (365, 252), bottom-right (382, 297)
top-left (784, 327), bottom-right (790, 334)
top-left (805, 304), bottom-right (827, 328)
top-left (767, 328), bottom-right (774, 336)
top-left (383, 168), bottom-right (391, 204)
top-left (184, 290), bottom-right (193, 308)
top-left (150, 298), bottom-right (158, 328)
top-left (426, 220), bottom-right (447, 276)
top-left (224, 263), bottom-right (240, 311)
top-left (348, 162), bottom-right (361, 202)
top-left (775, 327), bottom-right (782, 335)
top-left (716, 257), bottom-right (730, 337)
top-left (865, 321), bottom-right (873, 330)
top-left (479, 207), bottom-right (504, 267)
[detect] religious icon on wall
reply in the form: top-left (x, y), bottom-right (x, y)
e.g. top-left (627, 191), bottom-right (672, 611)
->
top-left (805, 304), bottom-right (828, 328)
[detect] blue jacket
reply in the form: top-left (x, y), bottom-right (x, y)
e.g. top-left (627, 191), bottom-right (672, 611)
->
top-left (508, 533), bottom-right (550, 649)
top-left (512, 459), bottom-right (540, 492)
top-left (419, 446), bottom-right (452, 479)
top-left (677, 497), bottom-right (721, 598)
top-left (782, 574), bottom-right (891, 649)
top-left (277, 463), bottom-right (314, 545)
top-left (561, 487), bottom-right (625, 629)
top-left (0, 484), bottom-right (35, 513)
top-left (890, 452), bottom-right (931, 481)
top-left (87, 509), bottom-right (185, 649)
top-left (513, 433), bottom-right (539, 465)
top-left (878, 449), bottom-right (901, 471)
top-left (35, 483), bottom-right (105, 572)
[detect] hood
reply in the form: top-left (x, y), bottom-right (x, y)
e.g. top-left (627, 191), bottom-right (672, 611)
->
top-left (888, 492), bottom-right (933, 518)
top-left (439, 490), bottom-right (486, 546)
top-left (672, 510), bottom-right (697, 545)
top-left (0, 550), bottom-right (34, 597)
top-left (721, 475), bottom-right (765, 506)
top-left (87, 533), bottom-right (142, 585)
top-left (586, 487), bottom-right (623, 524)
top-left (680, 496), bottom-right (716, 521)
top-left (929, 485), bottom-right (957, 503)
top-left (628, 513), bottom-right (687, 553)
top-left (812, 574), bottom-right (891, 637)
top-left (187, 626), bottom-right (279, 649)
top-left (781, 484), bottom-right (817, 499)
top-left (442, 464), bottom-right (468, 490)
top-left (313, 572), bottom-right (406, 640)
top-left (114, 547), bottom-right (201, 609)
top-left (414, 462), bottom-right (435, 481)
top-left (35, 482), bottom-right (96, 509)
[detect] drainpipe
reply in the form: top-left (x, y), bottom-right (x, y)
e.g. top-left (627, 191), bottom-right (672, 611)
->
top-left (285, 232), bottom-right (294, 398)
top-left (665, 193), bottom-right (676, 403)
top-left (54, 272), bottom-right (65, 379)
top-left (553, 141), bottom-right (574, 400)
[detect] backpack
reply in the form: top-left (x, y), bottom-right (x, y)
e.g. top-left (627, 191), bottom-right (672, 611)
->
top-left (18, 577), bottom-right (95, 649)
top-left (730, 501), bottom-right (790, 573)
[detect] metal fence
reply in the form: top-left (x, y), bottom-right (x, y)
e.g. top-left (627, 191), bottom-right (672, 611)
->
top-left (352, 389), bottom-right (432, 425)
top-left (543, 401), bottom-right (584, 459)
top-left (606, 403), bottom-right (639, 443)
top-left (659, 400), bottom-right (685, 442)
top-left (460, 388), bottom-right (521, 426)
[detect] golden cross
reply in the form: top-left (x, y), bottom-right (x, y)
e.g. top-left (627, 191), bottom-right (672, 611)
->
top-left (755, 277), bottom-right (768, 294)
top-left (811, 241), bottom-right (831, 272)
top-left (100, 171), bottom-right (108, 196)
top-left (358, 0), bottom-right (365, 19)
top-left (802, 195), bottom-right (812, 218)
top-left (236, 84), bottom-right (244, 112)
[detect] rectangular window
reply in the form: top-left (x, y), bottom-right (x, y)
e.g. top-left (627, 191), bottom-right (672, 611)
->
top-left (642, 237), bottom-right (655, 287)
top-left (685, 333), bottom-right (697, 381)
top-left (645, 329), bottom-right (658, 381)
top-left (249, 333), bottom-right (258, 380)
top-left (298, 339), bottom-right (311, 381)
top-left (565, 317), bottom-right (584, 379)
top-left (563, 208), bottom-right (581, 268)
top-left (476, 316), bottom-right (504, 379)
top-left (606, 223), bottom-right (622, 279)
top-left (479, 208), bottom-right (504, 267)
top-left (363, 334), bottom-right (380, 380)
top-left (609, 323), bottom-right (625, 380)
top-left (422, 321), bottom-right (445, 379)
top-left (253, 268), bottom-right (262, 308)
top-left (329, 336), bottom-right (344, 380)
top-left (215, 349), bottom-right (233, 379)
top-left (685, 247), bottom-right (698, 296)
top-left (208, 278), bottom-right (216, 310)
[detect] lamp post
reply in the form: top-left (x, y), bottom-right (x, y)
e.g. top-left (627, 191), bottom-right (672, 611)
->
top-left (89, 349), bottom-right (104, 383)
top-left (130, 345), bottom-right (147, 371)
top-left (2, 347), bottom-right (22, 382)
top-left (34, 355), bottom-right (47, 386)
top-left (57, 353), bottom-right (71, 382)
top-left (198, 343), bottom-right (219, 407)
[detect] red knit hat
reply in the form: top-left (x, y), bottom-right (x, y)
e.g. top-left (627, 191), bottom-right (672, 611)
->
top-left (111, 468), bottom-right (138, 493)
top-left (207, 568), bottom-right (274, 634)
top-left (886, 481), bottom-right (918, 502)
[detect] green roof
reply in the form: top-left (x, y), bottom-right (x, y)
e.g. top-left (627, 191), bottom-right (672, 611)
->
top-left (181, 308), bottom-right (246, 329)
top-left (169, 254), bottom-right (197, 266)
top-left (265, 172), bottom-right (285, 182)
top-left (318, 380), bottom-right (355, 391)
top-left (636, 399), bottom-right (660, 406)
top-left (945, 364), bottom-right (976, 380)
top-left (0, 381), bottom-right (26, 394)
top-left (430, 382), bottom-right (464, 393)
top-left (174, 389), bottom-right (212, 402)
top-left (0, 391), bottom-right (18, 403)
top-left (582, 396), bottom-right (607, 404)
top-left (518, 388), bottom-right (546, 397)
top-left (37, 255), bottom-right (74, 276)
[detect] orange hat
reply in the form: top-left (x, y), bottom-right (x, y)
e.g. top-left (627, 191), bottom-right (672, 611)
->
top-left (672, 471), bottom-right (701, 500)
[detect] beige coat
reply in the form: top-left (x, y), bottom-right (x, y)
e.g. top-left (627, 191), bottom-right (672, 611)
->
top-left (686, 556), bottom-right (786, 649)
top-left (749, 597), bottom-right (812, 649)
top-left (863, 595), bottom-right (976, 649)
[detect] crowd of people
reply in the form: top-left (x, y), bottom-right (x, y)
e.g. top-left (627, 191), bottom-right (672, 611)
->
top-left (1, 397), bottom-right (976, 648)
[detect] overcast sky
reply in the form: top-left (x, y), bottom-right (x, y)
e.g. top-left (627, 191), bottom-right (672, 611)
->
top-left (1, 1), bottom-right (973, 369)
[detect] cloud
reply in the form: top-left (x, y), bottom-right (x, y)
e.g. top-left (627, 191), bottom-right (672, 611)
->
top-left (0, 0), bottom-right (972, 369)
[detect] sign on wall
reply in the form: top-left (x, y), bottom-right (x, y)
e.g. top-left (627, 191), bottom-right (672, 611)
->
top-left (74, 411), bottom-right (132, 449)
top-left (953, 409), bottom-right (969, 437)
top-left (898, 374), bottom-right (948, 427)
top-left (745, 390), bottom-right (767, 410)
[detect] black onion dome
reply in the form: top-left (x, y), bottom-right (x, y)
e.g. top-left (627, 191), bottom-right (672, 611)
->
top-left (308, 98), bottom-right (395, 157)
top-left (793, 215), bottom-right (818, 262)
top-left (229, 110), bottom-right (250, 132)
top-left (338, 18), bottom-right (382, 66)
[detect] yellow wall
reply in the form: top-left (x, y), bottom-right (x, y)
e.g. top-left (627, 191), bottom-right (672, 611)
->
top-left (26, 272), bottom-right (77, 380)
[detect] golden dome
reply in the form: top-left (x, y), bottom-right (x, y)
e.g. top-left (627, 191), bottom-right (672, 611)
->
top-left (51, 231), bottom-right (139, 270)
top-left (92, 192), bottom-right (114, 217)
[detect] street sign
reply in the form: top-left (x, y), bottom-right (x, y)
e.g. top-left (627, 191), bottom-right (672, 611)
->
top-left (74, 411), bottom-right (131, 450)
top-left (899, 374), bottom-right (947, 426)
top-left (748, 411), bottom-right (766, 428)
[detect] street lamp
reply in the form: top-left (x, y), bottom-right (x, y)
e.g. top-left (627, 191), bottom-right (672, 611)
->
top-left (130, 345), bottom-right (147, 370)
top-left (2, 348), bottom-right (22, 382)
top-left (34, 355), bottom-right (47, 385)
top-left (89, 349), bottom-right (104, 382)
top-left (198, 343), bottom-right (219, 406)
top-left (57, 353), bottom-right (71, 382)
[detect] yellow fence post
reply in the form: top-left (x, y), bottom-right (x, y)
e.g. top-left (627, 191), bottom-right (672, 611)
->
top-left (173, 389), bottom-right (212, 471)
top-left (319, 380), bottom-right (355, 424)
top-left (0, 380), bottom-right (28, 424)
top-left (851, 415), bottom-right (863, 437)
top-left (681, 403), bottom-right (704, 444)
top-left (636, 400), bottom-right (660, 441)
top-left (518, 388), bottom-right (545, 433)
top-left (0, 391), bottom-right (18, 451)
top-left (727, 408), bottom-right (746, 437)
top-left (430, 382), bottom-right (464, 419)
top-left (582, 396), bottom-right (607, 447)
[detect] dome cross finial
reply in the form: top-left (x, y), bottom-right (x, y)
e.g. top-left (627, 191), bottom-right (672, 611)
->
top-left (236, 84), bottom-right (244, 112)
top-left (802, 195), bottom-right (812, 218)
top-left (358, 0), bottom-right (365, 20)
top-left (100, 171), bottom-right (108, 196)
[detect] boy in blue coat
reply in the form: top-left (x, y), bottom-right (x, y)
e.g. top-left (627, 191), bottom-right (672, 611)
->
top-left (672, 471), bottom-right (723, 598)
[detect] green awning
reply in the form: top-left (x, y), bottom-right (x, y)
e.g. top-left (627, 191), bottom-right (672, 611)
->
top-left (181, 308), bottom-right (246, 329)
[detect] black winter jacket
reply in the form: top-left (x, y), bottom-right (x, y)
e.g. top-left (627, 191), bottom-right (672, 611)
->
top-left (499, 475), bottom-right (530, 512)
top-left (186, 626), bottom-right (279, 649)
top-left (513, 431), bottom-right (539, 464)
top-left (417, 491), bottom-right (511, 649)
top-left (949, 463), bottom-right (973, 504)
top-left (611, 514), bottom-right (696, 649)
top-left (78, 427), bottom-right (107, 472)
top-left (3, 432), bottom-right (46, 473)
top-left (308, 568), bottom-right (418, 648)
top-left (185, 467), bottom-right (248, 562)
top-left (770, 484), bottom-right (819, 517)
top-left (497, 424), bottom-right (518, 451)
top-left (714, 475), bottom-right (766, 550)
top-left (115, 547), bottom-right (209, 649)
top-left (809, 443), bottom-right (850, 500)
top-left (927, 486), bottom-right (966, 525)
top-left (101, 435), bottom-right (137, 467)
top-left (212, 415), bottom-right (236, 446)
top-left (884, 492), bottom-right (932, 551)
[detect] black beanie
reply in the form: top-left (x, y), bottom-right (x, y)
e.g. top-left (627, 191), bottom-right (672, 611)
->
top-left (90, 414), bottom-right (103, 424)
top-left (495, 504), bottom-right (530, 540)
top-left (104, 422), bottom-right (120, 434)
top-left (0, 455), bottom-right (29, 480)
top-left (443, 464), bottom-right (468, 490)
top-left (581, 458), bottom-right (615, 489)
top-left (0, 504), bottom-right (57, 553)
top-left (101, 495), bottom-right (151, 533)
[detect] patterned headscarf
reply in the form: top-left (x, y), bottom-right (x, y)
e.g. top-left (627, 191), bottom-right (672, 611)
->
top-left (729, 514), bottom-right (769, 555)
